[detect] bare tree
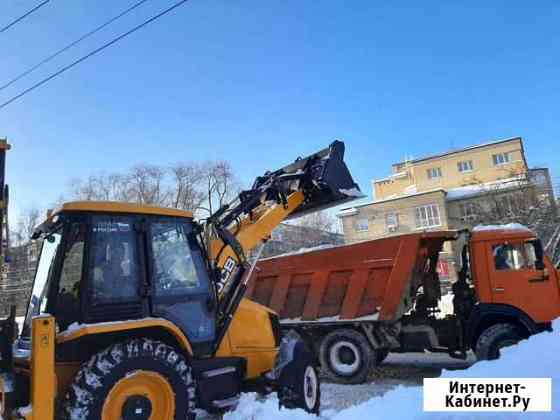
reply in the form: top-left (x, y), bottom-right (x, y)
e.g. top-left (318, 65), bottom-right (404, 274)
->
top-left (169, 163), bottom-right (205, 211)
top-left (545, 225), bottom-right (560, 267)
top-left (13, 207), bottom-right (41, 246)
top-left (287, 211), bottom-right (339, 246)
top-left (294, 211), bottom-right (337, 232)
top-left (127, 164), bottom-right (169, 206)
top-left (70, 173), bottom-right (131, 202)
top-left (68, 160), bottom-right (241, 217)
top-left (199, 161), bottom-right (238, 216)
top-left (451, 171), bottom-right (559, 265)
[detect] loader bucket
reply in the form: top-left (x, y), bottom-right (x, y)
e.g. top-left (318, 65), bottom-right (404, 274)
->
top-left (277, 140), bottom-right (363, 218)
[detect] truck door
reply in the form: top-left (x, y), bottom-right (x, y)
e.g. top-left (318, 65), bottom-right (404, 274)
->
top-left (488, 240), bottom-right (560, 323)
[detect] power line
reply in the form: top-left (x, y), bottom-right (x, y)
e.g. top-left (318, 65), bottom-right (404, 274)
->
top-left (1, 0), bottom-right (51, 33)
top-left (0, 0), bottom-right (151, 92)
top-left (0, 0), bottom-right (189, 111)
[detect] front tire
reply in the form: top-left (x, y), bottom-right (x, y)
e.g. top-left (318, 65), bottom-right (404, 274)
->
top-left (278, 341), bottom-right (321, 414)
top-left (475, 323), bottom-right (522, 361)
top-left (59, 338), bottom-right (195, 420)
top-left (319, 329), bottom-right (373, 384)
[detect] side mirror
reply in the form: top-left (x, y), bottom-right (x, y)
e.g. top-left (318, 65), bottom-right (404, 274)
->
top-left (530, 239), bottom-right (546, 271)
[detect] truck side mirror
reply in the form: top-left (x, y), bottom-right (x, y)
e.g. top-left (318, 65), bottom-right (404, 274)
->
top-left (531, 239), bottom-right (545, 271)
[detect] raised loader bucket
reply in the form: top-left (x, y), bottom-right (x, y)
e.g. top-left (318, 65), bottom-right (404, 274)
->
top-left (275, 140), bottom-right (363, 218)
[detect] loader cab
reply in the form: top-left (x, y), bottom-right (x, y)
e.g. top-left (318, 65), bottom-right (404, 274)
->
top-left (20, 202), bottom-right (218, 354)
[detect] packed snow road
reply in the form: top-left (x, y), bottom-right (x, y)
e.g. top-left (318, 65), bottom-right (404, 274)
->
top-left (321, 352), bottom-right (475, 412)
top-left (219, 323), bottom-right (559, 419)
top-left (197, 352), bottom-right (475, 419)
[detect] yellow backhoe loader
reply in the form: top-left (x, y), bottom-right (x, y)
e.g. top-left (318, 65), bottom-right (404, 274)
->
top-left (0, 140), bottom-right (361, 420)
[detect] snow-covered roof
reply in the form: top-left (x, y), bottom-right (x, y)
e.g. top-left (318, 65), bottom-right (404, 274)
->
top-left (337, 207), bottom-right (359, 217)
top-left (446, 176), bottom-right (527, 201)
top-left (374, 171), bottom-right (409, 183)
top-left (473, 223), bottom-right (532, 233)
top-left (337, 188), bottom-right (446, 217)
top-left (392, 136), bottom-right (523, 167)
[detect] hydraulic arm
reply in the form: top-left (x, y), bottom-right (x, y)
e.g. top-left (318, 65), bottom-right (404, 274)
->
top-left (201, 140), bottom-right (361, 350)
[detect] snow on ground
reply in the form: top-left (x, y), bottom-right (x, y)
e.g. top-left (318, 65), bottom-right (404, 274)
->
top-left (218, 321), bottom-right (559, 419)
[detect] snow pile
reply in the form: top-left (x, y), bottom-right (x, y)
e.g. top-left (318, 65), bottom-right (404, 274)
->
top-left (261, 243), bottom-right (339, 260)
top-left (224, 393), bottom-right (318, 420)
top-left (225, 321), bottom-right (559, 419)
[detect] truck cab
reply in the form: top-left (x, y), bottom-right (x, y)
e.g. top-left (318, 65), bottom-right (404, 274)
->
top-left (469, 225), bottom-right (560, 323)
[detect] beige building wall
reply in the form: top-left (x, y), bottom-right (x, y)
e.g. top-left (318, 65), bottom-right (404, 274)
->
top-left (373, 137), bottom-right (528, 200)
top-left (340, 190), bottom-right (448, 244)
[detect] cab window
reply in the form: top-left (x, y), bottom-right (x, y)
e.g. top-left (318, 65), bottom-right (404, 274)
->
top-left (493, 243), bottom-right (527, 271)
top-left (89, 216), bottom-right (141, 305)
top-left (55, 222), bottom-right (85, 330)
top-left (151, 221), bottom-right (203, 295)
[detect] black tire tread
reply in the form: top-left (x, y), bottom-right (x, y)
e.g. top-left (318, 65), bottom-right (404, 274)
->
top-left (278, 343), bottom-right (321, 415)
top-left (319, 328), bottom-right (373, 385)
top-left (59, 338), bottom-right (195, 420)
top-left (475, 323), bottom-right (521, 361)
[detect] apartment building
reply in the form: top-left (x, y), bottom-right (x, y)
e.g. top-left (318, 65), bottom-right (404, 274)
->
top-left (337, 137), bottom-right (556, 281)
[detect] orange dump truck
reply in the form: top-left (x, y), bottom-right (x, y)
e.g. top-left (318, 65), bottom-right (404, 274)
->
top-left (246, 225), bottom-right (560, 383)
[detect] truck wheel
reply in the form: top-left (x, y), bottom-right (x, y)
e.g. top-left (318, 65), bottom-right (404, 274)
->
top-left (319, 329), bottom-right (373, 384)
top-left (375, 349), bottom-right (389, 365)
top-left (278, 341), bottom-right (321, 414)
top-left (59, 338), bottom-right (196, 420)
top-left (475, 323), bottom-right (522, 361)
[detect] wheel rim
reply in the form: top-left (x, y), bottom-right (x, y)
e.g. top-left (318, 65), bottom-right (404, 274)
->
top-left (303, 366), bottom-right (318, 409)
top-left (102, 370), bottom-right (175, 420)
top-left (329, 341), bottom-right (361, 375)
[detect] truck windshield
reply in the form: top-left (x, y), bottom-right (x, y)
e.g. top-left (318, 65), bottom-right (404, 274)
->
top-left (22, 231), bottom-right (62, 335)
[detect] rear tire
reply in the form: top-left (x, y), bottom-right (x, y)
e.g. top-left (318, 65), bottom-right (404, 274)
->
top-left (59, 338), bottom-right (195, 420)
top-left (475, 323), bottom-right (522, 361)
top-left (319, 329), bottom-right (373, 384)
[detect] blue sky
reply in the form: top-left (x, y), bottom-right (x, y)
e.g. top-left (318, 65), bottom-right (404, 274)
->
top-left (1, 0), bottom-right (559, 219)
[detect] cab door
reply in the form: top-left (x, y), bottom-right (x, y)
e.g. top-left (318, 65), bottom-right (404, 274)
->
top-left (148, 218), bottom-right (217, 355)
top-left (487, 240), bottom-right (560, 322)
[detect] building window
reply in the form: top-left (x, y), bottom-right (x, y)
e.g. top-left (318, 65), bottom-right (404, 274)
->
top-left (457, 160), bottom-right (474, 173)
top-left (459, 202), bottom-right (477, 221)
top-left (492, 152), bottom-right (511, 166)
top-left (427, 167), bottom-right (443, 179)
top-left (415, 204), bottom-right (441, 228)
top-left (354, 218), bottom-right (369, 232)
top-left (385, 212), bottom-right (398, 232)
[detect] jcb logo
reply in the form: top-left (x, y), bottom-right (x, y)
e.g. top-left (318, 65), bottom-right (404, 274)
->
top-left (218, 257), bottom-right (237, 293)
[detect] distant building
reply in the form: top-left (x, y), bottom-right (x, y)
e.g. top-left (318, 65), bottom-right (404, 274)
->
top-left (0, 241), bottom-right (40, 316)
top-left (337, 136), bottom-right (556, 281)
top-left (260, 223), bottom-right (344, 258)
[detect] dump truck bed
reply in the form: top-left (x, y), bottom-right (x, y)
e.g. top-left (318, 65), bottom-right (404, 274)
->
top-left (246, 231), bottom-right (457, 323)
